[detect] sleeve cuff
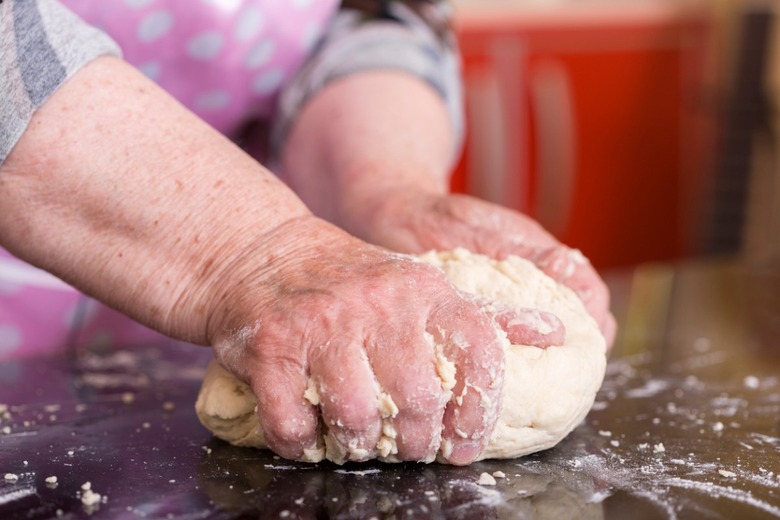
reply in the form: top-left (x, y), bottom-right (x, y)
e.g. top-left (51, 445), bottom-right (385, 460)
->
top-left (0, 0), bottom-right (122, 165)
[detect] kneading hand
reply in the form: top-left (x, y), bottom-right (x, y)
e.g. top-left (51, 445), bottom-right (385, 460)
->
top-left (277, 71), bottom-right (612, 349)
top-left (204, 216), bottom-right (562, 465)
top-left (341, 190), bottom-right (617, 350)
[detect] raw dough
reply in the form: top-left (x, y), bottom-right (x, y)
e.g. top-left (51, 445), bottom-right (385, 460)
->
top-left (195, 248), bottom-right (607, 464)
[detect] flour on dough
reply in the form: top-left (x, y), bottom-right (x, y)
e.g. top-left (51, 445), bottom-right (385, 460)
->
top-left (195, 248), bottom-right (607, 464)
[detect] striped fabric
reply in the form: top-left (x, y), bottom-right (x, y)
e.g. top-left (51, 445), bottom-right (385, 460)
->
top-left (0, 0), bottom-right (120, 164)
top-left (271, 0), bottom-right (463, 164)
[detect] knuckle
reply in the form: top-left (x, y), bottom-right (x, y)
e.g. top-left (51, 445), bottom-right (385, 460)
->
top-left (261, 415), bottom-right (313, 457)
top-left (388, 373), bottom-right (444, 416)
top-left (321, 398), bottom-right (378, 434)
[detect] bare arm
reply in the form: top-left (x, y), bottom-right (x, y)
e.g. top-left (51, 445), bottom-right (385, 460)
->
top-left (0, 56), bottom-right (311, 344)
top-left (282, 69), bottom-right (616, 347)
top-left (282, 70), bottom-right (453, 231)
top-left (0, 56), bottom-right (532, 464)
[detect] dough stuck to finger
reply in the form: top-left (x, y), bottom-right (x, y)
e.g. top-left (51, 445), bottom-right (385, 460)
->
top-left (195, 248), bottom-right (607, 464)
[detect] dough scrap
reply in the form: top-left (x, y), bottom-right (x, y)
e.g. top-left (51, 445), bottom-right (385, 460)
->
top-left (195, 248), bottom-right (607, 464)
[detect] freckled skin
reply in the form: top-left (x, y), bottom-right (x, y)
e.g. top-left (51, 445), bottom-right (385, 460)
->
top-left (0, 59), bottom-right (591, 466)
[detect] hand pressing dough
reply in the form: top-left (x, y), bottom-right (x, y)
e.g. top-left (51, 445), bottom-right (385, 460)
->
top-left (195, 248), bottom-right (607, 464)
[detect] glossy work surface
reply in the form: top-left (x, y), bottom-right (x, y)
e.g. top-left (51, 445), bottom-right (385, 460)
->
top-left (1, 258), bottom-right (779, 519)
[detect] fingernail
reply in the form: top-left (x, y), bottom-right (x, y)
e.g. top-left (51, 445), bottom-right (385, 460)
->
top-left (536, 311), bottom-right (560, 335)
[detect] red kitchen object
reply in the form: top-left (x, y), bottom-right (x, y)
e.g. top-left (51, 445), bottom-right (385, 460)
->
top-left (450, 2), bottom-right (715, 268)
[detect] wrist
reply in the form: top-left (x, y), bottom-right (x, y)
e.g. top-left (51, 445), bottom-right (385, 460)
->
top-left (335, 173), bottom-right (445, 238)
top-left (280, 71), bottom-right (453, 230)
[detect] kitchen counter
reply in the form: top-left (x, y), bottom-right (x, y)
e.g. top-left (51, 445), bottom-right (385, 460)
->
top-left (1, 257), bottom-right (779, 519)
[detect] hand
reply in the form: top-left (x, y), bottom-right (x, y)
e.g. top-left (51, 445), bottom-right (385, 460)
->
top-left (0, 58), bottom-right (561, 466)
top-left (203, 216), bottom-right (560, 465)
top-left (341, 190), bottom-right (617, 349)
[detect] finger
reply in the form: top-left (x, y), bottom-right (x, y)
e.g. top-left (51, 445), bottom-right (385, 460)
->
top-left (246, 353), bottom-right (321, 461)
top-left (492, 308), bottom-right (565, 348)
top-left (309, 339), bottom-right (383, 463)
top-left (367, 325), bottom-right (447, 462)
top-left (529, 246), bottom-right (614, 344)
top-left (528, 246), bottom-right (581, 282)
top-left (212, 326), bottom-right (320, 460)
top-left (430, 299), bottom-right (506, 465)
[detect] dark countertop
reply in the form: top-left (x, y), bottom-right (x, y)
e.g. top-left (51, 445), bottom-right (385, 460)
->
top-left (1, 257), bottom-right (779, 519)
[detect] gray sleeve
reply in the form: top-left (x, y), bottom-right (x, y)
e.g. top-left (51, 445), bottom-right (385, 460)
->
top-left (0, 0), bottom-right (121, 165)
top-left (270, 1), bottom-right (464, 168)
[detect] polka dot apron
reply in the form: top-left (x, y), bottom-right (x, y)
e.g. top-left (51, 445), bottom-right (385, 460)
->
top-left (0, 0), bottom-right (339, 359)
top-left (61, 0), bottom-right (340, 134)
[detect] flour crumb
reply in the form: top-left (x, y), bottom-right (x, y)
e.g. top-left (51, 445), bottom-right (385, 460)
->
top-left (80, 481), bottom-right (103, 507)
top-left (45, 476), bottom-right (58, 486)
top-left (598, 430), bottom-right (612, 437)
top-left (743, 376), bottom-right (760, 389)
top-left (610, 440), bottom-right (620, 447)
top-left (653, 443), bottom-right (666, 453)
top-left (162, 401), bottom-right (175, 412)
top-left (303, 378), bottom-right (320, 406)
top-left (1, 426), bottom-right (10, 435)
top-left (492, 471), bottom-right (506, 479)
top-left (712, 421), bottom-right (724, 432)
top-left (719, 469), bottom-right (737, 478)
top-left (4, 473), bottom-right (18, 483)
top-left (121, 392), bottom-right (135, 404)
top-left (378, 393), bottom-right (399, 419)
top-left (477, 472), bottom-right (497, 486)
top-left (638, 443), bottom-right (649, 450)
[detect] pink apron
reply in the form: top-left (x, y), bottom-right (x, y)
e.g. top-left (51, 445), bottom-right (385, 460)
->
top-left (0, 0), bottom-right (339, 360)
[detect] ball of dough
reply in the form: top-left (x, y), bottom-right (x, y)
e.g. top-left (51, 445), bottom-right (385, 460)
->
top-left (195, 249), bottom-right (607, 464)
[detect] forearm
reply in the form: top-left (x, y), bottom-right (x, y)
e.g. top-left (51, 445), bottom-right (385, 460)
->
top-left (0, 56), bottom-right (311, 344)
top-left (282, 70), bottom-right (454, 236)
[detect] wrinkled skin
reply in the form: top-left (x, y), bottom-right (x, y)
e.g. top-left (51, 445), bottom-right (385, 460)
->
top-left (206, 217), bottom-right (564, 464)
top-left (342, 190), bottom-right (617, 350)
top-left (0, 59), bottom-right (567, 466)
